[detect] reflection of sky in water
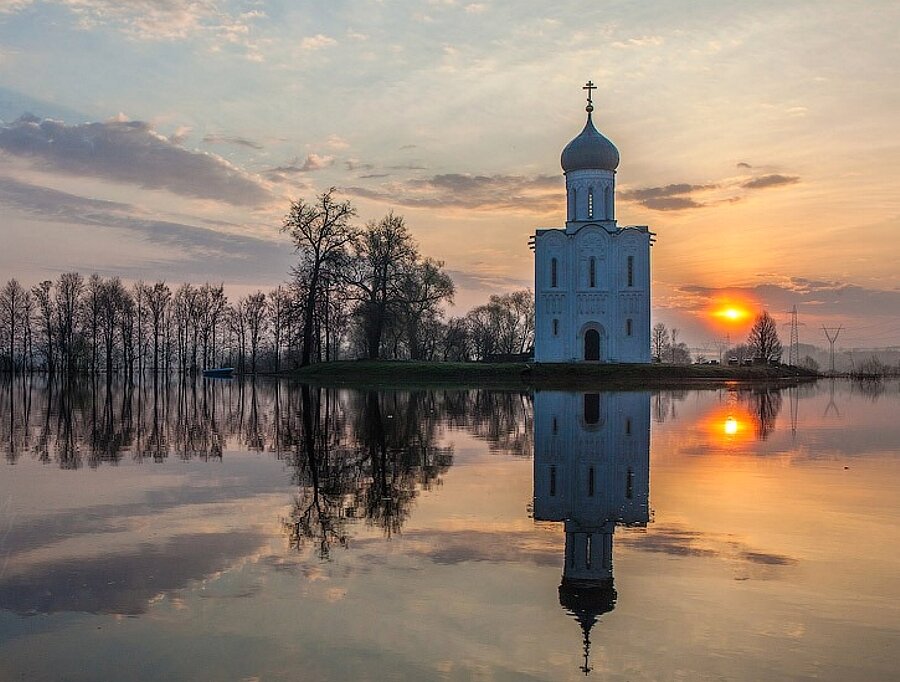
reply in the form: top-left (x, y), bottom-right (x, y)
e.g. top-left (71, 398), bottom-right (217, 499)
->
top-left (0, 378), bottom-right (898, 681)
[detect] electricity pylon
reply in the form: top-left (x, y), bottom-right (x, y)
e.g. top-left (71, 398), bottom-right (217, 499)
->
top-left (822, 325), bottom-right (842, 375)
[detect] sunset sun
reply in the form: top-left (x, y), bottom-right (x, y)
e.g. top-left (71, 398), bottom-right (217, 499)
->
top-left (712, 305), bottom-right (752, 324)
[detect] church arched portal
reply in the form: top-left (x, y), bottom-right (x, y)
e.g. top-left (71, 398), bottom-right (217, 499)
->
top-left (584, 327), bottom-right (603, 361)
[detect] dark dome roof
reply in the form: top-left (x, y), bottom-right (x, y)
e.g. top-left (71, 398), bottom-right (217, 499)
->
top-left (560, 114), bottom-right (620, 173)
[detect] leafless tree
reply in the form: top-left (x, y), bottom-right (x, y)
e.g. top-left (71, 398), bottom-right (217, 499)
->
top-left (55, 272), bottom-right (84, 375)
top-left (281, 188), bottom-right (357, 367)
top-left (0, 279), bottom-right (27, 372)
top-left (147, 282), bottom-right (171, 374)
top-left (651, 322), bottom-right (669, 362)
top-left (31, 280), bottom-right (55, 373)
top-left (345, 212), bottom-right (419, 360)
top-left (243, 292), bottom-right (268, 374)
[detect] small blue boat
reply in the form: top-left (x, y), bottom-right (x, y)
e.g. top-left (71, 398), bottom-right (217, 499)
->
top-left (203, 367), bottom-right (234, 378)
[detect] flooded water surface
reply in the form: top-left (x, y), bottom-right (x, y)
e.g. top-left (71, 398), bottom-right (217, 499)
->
top-left (0, 378), bottom-right (898, 681)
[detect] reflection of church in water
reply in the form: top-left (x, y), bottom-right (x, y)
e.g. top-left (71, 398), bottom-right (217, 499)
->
top-left (533, 391), bottom-right (650, 674)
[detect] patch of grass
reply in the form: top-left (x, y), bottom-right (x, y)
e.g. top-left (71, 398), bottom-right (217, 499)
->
top-left (289, 360), bottom-right (816, 389)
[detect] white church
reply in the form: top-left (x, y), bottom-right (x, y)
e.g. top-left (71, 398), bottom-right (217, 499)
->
top-left (533, 83), bottom-right (653, 363)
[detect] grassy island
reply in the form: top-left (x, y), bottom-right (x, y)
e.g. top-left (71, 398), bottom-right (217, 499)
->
top-left (289, 360), bottom-right (818, 389)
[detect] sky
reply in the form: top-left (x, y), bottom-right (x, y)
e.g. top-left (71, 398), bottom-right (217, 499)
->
top-left (0, 0), bottom-right (898, 349)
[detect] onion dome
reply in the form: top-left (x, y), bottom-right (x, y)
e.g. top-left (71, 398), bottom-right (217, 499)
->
top-left (560, 112), bottom-right (620, 173)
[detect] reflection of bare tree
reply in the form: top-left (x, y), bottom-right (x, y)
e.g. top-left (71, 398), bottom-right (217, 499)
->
top-left (283, 387), bottom-right (453, 558)
top-left (443, 390), bottom-right (533, 457)
top-left (738, 388), bottom-right (783, 440)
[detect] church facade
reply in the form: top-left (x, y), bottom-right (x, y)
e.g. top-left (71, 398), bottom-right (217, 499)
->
top-left (533, 85), bottom-right (653, 363)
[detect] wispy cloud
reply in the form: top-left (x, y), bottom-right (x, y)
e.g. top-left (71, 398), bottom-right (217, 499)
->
top-left (202, 133), bottom-right (264, 150)
top-left (621, 171), bottom-right (801, 211)
top-left (345, 172), bottom-right (563, 213)
top-left (0, 115), bottom-right (271, 206)
top-left (3, 0), bottom-right (265, 43)
top-left (300, 34), bottom-right (336, 51)
top-left (619, 183), bottom-right (716, 211)
top-left (0, 176), bottom-right (289, 280)
top-left (264, 153), bottom-right (335, 180)
top-left (741, 174), bottom-right (800, 189)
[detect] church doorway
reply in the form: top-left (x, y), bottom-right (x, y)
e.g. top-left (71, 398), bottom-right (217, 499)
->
top-left (585, 329), bottom-right (601, 361)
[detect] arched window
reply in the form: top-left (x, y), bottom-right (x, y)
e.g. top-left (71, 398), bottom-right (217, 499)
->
top-left (588, 188), bottom-right (594, 219)
top-left (551, 258), bottom-right (558, 288)
top-left (571, 188), bottom-right (577, 220)
top-left (626, 318), bottom-right (633, 337)
top-left (552, 318), bottom-right (559, 336)
top-left (627, 255), bottom-right (634, 287)
top-left (589, 257), bottom-right (596, 288)
top-left (605, 185), bottom-right (612, 219)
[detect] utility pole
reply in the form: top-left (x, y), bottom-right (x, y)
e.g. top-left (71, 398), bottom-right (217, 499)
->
top-left (822, 325), bottom-right (842, 375)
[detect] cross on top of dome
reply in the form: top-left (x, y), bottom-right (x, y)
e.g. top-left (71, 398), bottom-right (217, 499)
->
top-left (583, 80), bottom-right (596, 113)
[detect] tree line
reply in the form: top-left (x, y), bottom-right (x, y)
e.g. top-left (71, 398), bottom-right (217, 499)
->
top-left (0, 189), bottom-right (535, 375)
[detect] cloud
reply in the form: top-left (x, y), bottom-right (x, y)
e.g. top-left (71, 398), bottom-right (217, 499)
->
top-left (0, 115), bottom-right (271, 206)
top-left (741, 174), bottom-right (800, 189)
top-left (736, 161), bottom-right (753, 169)
top-left (325, 134), bottom-right (349, 150)
top-left (264, 153), bottom-right (335, 180)
top-left (0, 176), bottom-right (291, 280)
top-left (202, 133), bottom-right (264, 150)
top-left (345, 159), bottom-right (374, 171)
top-left (612, 35), bottom-right (664, 48)
top-left (619, 183), bottom-right (716, 211)
top-left (344, 172), bottom-right (563, 213)
top-left (300, 33), bottom-right (337, 50)
top-left (621, 172), bottom-right (801, 211)
top-left (1, 0), bottom-right (265, 43)
top-left (169, 125), bottom-right (192, 144)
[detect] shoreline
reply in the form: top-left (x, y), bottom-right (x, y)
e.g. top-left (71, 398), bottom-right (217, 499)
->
top-left (280, 360), bottom-right (818, 389)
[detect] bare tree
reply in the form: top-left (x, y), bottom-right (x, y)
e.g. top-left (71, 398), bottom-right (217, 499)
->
top-left (281, 188), bottom-right (357, 367)
top-left (748, 311), bottom-right (783, 363)
top-left (243, 292), bottom-right (268, 374)
top-left (268, 286), bottom-right (292, 372)
top-left (399, 257), bottom-right (455, 360)
top-left (0, 279), bottom-right (27, 372)
top-left (55, 272), bottom-right (84, 375)
top-left (651, 322), bottom-right (669, 362)
top-left (147, 282), bottom-right (171, 374)
top-left (345, 212), bottom-right (420, 359)
top-left (32, 280), bottom-right (55, 373)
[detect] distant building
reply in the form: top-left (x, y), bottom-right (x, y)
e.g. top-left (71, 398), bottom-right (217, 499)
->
top-left (533, 390), bottom-right (651, 674)
top-left (533, 83), bottom-right (653, 363)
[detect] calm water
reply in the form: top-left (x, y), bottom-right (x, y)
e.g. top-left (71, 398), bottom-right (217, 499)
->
top-left (0, 377), bottom-right (898, 681)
